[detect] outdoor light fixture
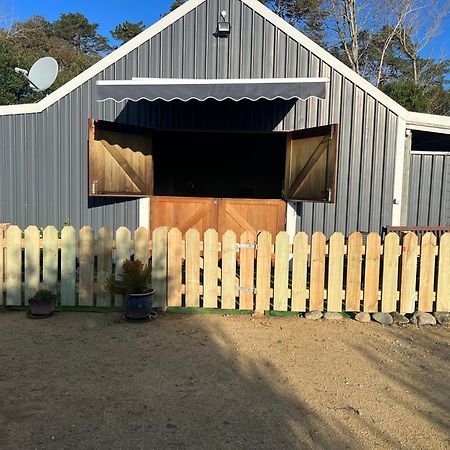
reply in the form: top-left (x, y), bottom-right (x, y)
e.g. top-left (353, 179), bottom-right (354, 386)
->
top-left (216, 10), bottom-right (231, 36)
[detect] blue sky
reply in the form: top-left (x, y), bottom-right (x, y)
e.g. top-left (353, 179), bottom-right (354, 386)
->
top-left (6, 0), bottom-right (450, 60)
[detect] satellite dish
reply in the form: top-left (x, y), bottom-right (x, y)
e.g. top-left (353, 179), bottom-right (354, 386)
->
top-left (14, 57), bottom-right (58, 92)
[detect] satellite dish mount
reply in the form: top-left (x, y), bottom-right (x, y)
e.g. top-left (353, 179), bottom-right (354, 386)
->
top-left (14, 57), bottom-right (59, 93)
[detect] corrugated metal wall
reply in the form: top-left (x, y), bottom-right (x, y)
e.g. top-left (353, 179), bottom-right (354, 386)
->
top-left (0, 0), bottom-right (399, 234)
top-left (407, 152), bottom-right (450, 226)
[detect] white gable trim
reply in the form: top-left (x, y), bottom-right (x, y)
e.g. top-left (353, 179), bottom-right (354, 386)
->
top-left (0, 0), bottom-right (446, 126)
top-left (0, 0), bottom-right (206, 116)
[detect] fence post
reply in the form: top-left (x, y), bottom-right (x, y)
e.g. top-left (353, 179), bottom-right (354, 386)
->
top-left (185, 228), bottom-right (200, 307)
top-left (345, 232), bottom-right (363, 311)
top-left (291, 232), bottom-right (308, 312)
top-left (418, 232), bottom-right (437, 312)
top-left (400, 232), bottom-right (419, 314)
top-left (152, 227), bottom-right (168, 310)
top-left (273, 231), bottom-right (290, 312)
top-left (61, 226), bottom-right (77, 306)
top-left (310, 232), bottom-right (326, 311)
top-left (364, 233), bottom-right (381, 312)
top-left (6, 226), bottom-right (22, 306)
top-left (167, 228), bottom-right (182, 307)
top-left (255, 231), bottom-right (272, 313)
top-left (381, 232), bottom-right (400, 312)
top-left (327, 232), bottom-right (345, 312)
top-left (43, 226), bottom-right (58, 294)
top-left (203, 229), bottom-right (219, 308)
top-left (115, 227), bottom-right (132, 307)
top-left (239, 231), bottom-right (256, 310)
top-left (24, 226), bottom-right (40, 301)
top-left (97, 227), bottom-right (113, 307)
top-left (437, 233), bottom-right (450, 312)
top-left (221, 230), bottom-right (237, 310)
top-left (79, 226), bottom-right (94, 306)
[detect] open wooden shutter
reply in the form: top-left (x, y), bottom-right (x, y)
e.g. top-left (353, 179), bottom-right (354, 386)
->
top-left (88, 118), bottom-right (153, 197)
top-left (283, 124), bottom-right (339, 202)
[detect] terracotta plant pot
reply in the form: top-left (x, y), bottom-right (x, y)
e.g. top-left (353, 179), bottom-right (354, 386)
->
top-left (124, 290), bottom-right (155, 320)
top-left (28, 297), bottom-right (57, 316)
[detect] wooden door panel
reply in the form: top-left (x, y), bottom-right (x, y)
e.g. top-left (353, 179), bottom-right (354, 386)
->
top-left (88, 118), bottom-right (154, 197)
top-left (150, 196), bottom-right (218, 236)
top-left (218, 199), bottom-right (286, 238)
top-left (284, 124), bottom-right (339, 202)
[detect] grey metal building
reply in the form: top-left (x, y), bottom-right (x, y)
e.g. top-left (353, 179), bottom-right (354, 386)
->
top-left (0, 0), bottom-right (449, 237)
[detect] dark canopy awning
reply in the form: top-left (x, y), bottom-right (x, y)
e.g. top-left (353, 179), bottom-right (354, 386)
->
top-left (96, 77), bottom-right (329, 103)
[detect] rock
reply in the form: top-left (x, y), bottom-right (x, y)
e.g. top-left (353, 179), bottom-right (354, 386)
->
top-left (411, 311), bottom-right (436, 326)
top-left (434, 312), bottom-right (450, 326)
top-left (355, 312), bottom-right (371, 323)
top-left (323, 312), bottom-right (346, 321)
top-left (390, 312), bottom-right (409, 325)
top-left (305, 310), bottom-right (323, 320)
top-left (372, 312), bottom-right (393, 325)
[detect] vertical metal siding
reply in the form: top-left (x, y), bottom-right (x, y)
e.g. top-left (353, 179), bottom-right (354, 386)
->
top-left (0, 0), bottom-right (398, 233)
top-left (408, 153), bottom-right (450, 226)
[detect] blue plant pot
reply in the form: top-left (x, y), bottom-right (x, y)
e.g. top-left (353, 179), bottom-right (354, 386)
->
top-left (124, 290), bottom-right (155, 320)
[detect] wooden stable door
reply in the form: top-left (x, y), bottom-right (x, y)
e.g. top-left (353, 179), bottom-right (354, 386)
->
top-left (218, 198), bottom-right (286, 237)
top-left (150, 196), bottom-right (286, 238)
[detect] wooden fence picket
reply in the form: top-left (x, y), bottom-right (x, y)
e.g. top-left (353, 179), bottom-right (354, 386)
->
top-left (345, 232), bottom-right (363, 311)
top-left (43, 226), bottom-right (58, 293)
top-left (327, 233), bottom-right (345, 312)
top-left (135, 227), bottom-right (149, 264)
top-left (418, 232), bottom-right (436, 312)
top-left (61, 226), bottom-right (76, 306)
top-left (364, 233), bottom-right (381, 312)
top-left (291, 232), bottom-right (308, 312)
top-left (6, 226), bottom-right (22, 305)
top-left (152, 227), bottom-right (168, 310)
top-left (24, 226), bottom-right (40, 301)
top-left (221, 230), bottom-right (237, 309)
top-left (79, 226), bottom-right (94, 306)
top-left (273, 232), bottom-right (290, 311)
top-left (381, 232), bottom-right (400, 312)
top-left (400, 232), bottom-right (419, 313)
top-left (203, 229), bottom-right (219, 308)
top-left (97, 227), bottom-right (113, 307)
top-left (239, 231), bottom-right (256, 310)
top-left (115, 227), bottom-right (132, 307)
top-left (167, 228), bottom-right (182, 307)
top-left (185, 228), bottom-right (200, 307)
top-left (437, 233), bottom-right (450, 312)
top-left (255, 231), bottom-right (272, 313)
top-left (0, 225), bottom-right (448, 313)
top-left (310, 232), bottom-right (326, 311)
top-left (0, 226), bottom-right (5, 305)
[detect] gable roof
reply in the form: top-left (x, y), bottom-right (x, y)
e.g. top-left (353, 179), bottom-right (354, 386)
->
top-left (0, 0), bottom-right (448, 132)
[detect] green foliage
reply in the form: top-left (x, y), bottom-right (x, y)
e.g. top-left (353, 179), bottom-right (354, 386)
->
top-left (169, 0), bottom-right (187, 11)
top-left (53, 13), bottom-right (111, 55)
top-left (111, 21), bottom-right (145, 45)
top-left (105, 259), bottom-right (152, 296)
top-left (31, 290), bottom-right (57, 301)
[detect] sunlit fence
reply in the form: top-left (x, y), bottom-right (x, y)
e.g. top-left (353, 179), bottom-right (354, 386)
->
top-left (1, 225), bottom-right (449, 313)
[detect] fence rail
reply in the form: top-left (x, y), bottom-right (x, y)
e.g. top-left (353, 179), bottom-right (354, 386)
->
top-left (1, 225), bottom-right (450, 313)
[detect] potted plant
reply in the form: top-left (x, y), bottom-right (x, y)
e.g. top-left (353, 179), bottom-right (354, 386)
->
top-left (106, 259), bottom-right (155, 321)
top-left (28, 289), bottom-right (57, 317)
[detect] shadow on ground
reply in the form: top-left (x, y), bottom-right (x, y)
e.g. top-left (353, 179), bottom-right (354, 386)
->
top-left (0, 310), bottom-right (448, 449)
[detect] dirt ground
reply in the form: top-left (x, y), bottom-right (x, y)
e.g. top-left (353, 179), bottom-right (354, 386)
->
top-left (0, 310), bottom-right (448, 450)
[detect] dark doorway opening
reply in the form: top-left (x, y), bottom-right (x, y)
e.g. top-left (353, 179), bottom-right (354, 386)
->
top-left (152, 130), bottom-right (286, 199)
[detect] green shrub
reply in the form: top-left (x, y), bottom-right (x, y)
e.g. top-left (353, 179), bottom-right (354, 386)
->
top-left (105, 259), bottom-right (152, 296)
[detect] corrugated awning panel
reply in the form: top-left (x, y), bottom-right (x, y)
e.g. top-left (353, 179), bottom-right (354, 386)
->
top-left (96, 77), bottom-right (329, 103)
